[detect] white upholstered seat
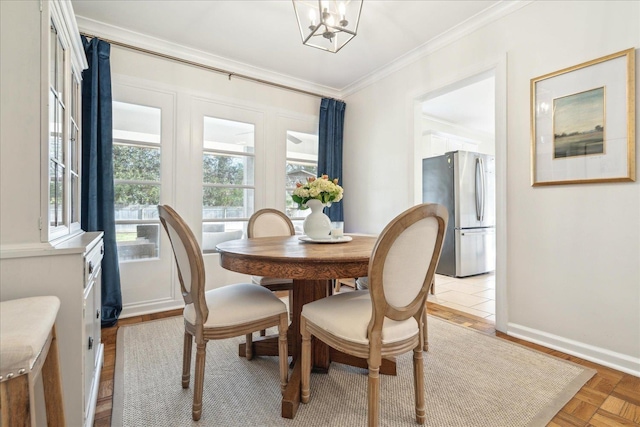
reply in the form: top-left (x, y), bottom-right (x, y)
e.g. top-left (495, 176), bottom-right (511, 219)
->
top-left (184, 283), bottom-right (287, 328)
top-left (302, 291), bottom-right (418, 345)
top-left (301, 203), bottom-right (448, 427)
top-left (0, 296), bottom-right (65, 426)
top-left (159, 205), bottom-right (289, 421)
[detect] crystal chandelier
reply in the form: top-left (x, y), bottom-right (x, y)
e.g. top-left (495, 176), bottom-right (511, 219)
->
top-left (293, 0), bottom-right (363, 53)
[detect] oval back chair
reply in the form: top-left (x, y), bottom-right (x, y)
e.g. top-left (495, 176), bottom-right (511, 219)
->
top-left (300, 203), bottom-right (448, 426)
top-left (158, 205), bottom-right (289, 421)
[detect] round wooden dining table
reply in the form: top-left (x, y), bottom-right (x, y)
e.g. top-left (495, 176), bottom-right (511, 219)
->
top-left (216, 234), bottom-right (396, 419)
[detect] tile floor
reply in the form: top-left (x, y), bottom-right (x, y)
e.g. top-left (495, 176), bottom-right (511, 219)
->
top-left (427, 272), bottom-right (495, 321)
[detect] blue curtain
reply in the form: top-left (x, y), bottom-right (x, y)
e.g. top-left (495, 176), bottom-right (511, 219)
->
top-left (317, 98), bottom-right (346, 221)
top-left (81, 36), bottom-right (122, 327)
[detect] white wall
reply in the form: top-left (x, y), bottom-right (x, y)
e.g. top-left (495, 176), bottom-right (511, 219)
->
top-left (0, 1), bottom-right (44, 247)
top-left (343, 1), bottom-right (640, 375)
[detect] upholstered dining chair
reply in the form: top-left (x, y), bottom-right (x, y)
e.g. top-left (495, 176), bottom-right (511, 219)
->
top-left (247, 208), bottom-right (295, 329)
top-left (158, 205), bottom-right (289, 421)
top-left (300, 203), bottom-right (448, 426)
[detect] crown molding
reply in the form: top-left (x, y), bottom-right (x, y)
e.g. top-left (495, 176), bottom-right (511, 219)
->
top-left (340, 0), bottom-right (534, 97)
top-left (76, 16), bottom-right (342, 100)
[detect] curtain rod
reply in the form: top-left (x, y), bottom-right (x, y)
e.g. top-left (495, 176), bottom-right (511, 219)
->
top-left (80, 32), bottom-right (336, 100)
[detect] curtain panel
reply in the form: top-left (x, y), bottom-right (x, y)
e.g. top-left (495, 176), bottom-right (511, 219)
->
top-left (81, 36), bottom-right (122, 327)
top-left (317, 98), bottom-right (346, 221)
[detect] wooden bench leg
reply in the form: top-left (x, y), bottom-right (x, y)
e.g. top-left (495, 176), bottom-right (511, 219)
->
top-left (42, 326), bottom-right (66, 426)
top-left (1, 374), bottom-right (31, 426)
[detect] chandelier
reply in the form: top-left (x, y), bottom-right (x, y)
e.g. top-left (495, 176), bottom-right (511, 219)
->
top-left (293, 0), bottom-right (363, 53)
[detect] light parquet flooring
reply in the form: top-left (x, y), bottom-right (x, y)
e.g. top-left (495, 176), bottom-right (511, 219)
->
top-left (94, 302), bottom-right (639, 427)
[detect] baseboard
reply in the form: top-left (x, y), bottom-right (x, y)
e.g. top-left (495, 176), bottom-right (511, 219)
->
top-left (507, 322), bottom-right (640, 377)
top-left (120, 300), bottom-right (184, 319)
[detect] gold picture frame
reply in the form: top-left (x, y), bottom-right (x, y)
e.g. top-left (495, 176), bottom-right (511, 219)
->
top-left (531, 48), bottom-right (635, 186)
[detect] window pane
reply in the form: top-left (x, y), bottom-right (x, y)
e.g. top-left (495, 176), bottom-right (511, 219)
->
top-left (55, 102), bottom-right (64, 163)
top-left (53, 165), bottom-right (64, 226)
top-left (115, 224), bottom-right (159, 261)
top-left (56, 36), bottom-right (65, 96)
top-left (49, 90), bottom-right (56, 160)
top-left (286, 131), bottom-right (317, 159)
top-left (71, 76), bottom-right (79, 119)
top-left (203, 153), bottom-right (253, 185)
top-left (286, 161), bottom-right (317, 188)
top-left (113, 101), bottom-right (161, 144)
top-left (203, 188), bottom-right (254, 219)
top-left (70, 173), bottom-right (78, 224)
top-left (50, 24), bottom-right (56, 90)
top-left (286, 131), bottom-right (318, 220)
top-left (202, 221), bottom-right (245, 253)
top-left (114, 145), bottom-right (161, 181)
top-left (49, 160), bottom-right (56, 226)
top-left (203, 116), bottom-right (254, 154)
top-left (70, 124), bottom-right (78, 173)
top-left (114, 184), bottom-right (160, 211)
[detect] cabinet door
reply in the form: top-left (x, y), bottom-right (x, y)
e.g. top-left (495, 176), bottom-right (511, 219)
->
top-left (93, 264), bottom-right (102, 368)
top-left (83, 279), bottom-right (97, 417)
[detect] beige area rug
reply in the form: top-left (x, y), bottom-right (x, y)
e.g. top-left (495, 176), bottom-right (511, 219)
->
top-left (112, 316), bottom-right (595, 427)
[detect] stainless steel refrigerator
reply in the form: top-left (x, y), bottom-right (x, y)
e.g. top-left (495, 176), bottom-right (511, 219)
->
top-left (422, 151), bottom-right (495, 277)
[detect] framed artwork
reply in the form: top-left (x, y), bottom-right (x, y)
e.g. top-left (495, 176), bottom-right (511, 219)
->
top-left (531, 48), bottom-right (635, 186)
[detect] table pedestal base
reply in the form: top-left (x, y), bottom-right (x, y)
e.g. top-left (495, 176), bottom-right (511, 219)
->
top-left (239, 277), bottom-right (398, 419)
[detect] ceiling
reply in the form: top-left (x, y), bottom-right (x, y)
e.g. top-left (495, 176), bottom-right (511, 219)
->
top-left (72, 0), bottom-right (508, 93)
top-left (72, 1), bottom-right (515, 134)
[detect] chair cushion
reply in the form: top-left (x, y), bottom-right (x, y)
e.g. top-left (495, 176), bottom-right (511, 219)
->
top-left (252, 276), bottom-right (293, 286)
top-left (0, 296), bottom-right (60, 378)
top-left (184, 283), bottom-right (287, 328)
top-left (301, 291), bottom-right (418, 345)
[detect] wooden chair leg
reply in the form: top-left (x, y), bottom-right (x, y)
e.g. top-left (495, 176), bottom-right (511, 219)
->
top-left (300, 318), bottom-right (311, 404)
top-left (192, 342), bottom-right (206, 421)
top-left (422, 309), bottom-right (429, 352)
top-left (42, 326), bottom-right (65, 426)
top-left (182, 331), bottom-right (192, 388)
top-left (278, 314), bottom-right (289, 394)
top-left (413, 346), bottom-right (426, 424)
top-left (367, 364), bottom-right (380, 427)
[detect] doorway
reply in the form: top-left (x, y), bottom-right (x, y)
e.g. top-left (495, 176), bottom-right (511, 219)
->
top-left (413, 61), bottom-right (507, 332)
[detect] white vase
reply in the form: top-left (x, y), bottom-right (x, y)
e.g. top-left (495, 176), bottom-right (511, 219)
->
top-left (303, 199), bottom-right (331, 239)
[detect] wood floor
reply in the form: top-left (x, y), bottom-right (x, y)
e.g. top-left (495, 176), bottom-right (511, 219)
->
top-left (94, 302), bottom-right (640, 427)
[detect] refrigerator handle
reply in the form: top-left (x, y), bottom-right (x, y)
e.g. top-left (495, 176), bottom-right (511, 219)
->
top-left (475, 157), bottom-right (486, 222)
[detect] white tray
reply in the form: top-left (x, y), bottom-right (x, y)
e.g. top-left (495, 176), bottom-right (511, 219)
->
top-left (298, 235), bottom-right (353, 244)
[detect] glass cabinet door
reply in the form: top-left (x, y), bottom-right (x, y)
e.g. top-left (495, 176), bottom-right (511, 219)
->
top-left (47, 20), bottom-right (81, 240)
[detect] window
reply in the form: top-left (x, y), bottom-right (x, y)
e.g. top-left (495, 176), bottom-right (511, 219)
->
top-left (201, 117), bottom-right (255, 252)
top-left (285, 131), bottom-right (318, 233)
top-left (112, 101), bottom-right (161, 262)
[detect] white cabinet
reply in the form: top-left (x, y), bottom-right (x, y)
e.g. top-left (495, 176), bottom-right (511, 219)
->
top-left (0, 232), bottom-right (104, 427)
top-left (0, 1), bottom-right (101, 426)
